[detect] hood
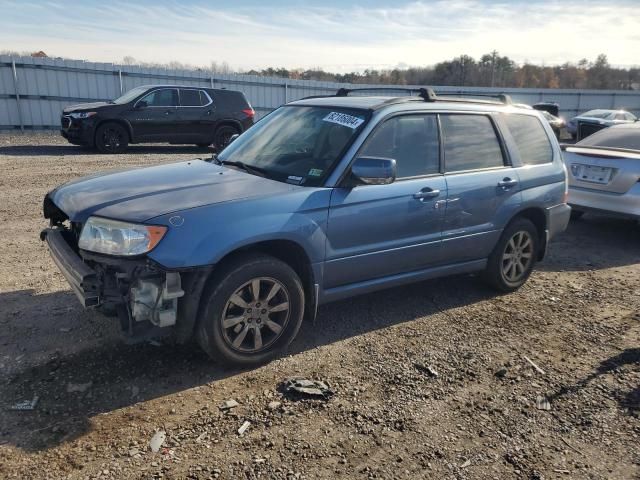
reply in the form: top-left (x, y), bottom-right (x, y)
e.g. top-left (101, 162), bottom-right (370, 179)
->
top-left (63, 102), bottom-right (114, 114)
top-left (46, 160), bottom-right (303, 223)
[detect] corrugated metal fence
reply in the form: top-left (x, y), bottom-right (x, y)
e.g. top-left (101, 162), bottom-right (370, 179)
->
top-left (2, 55), bottom-right (640, 131)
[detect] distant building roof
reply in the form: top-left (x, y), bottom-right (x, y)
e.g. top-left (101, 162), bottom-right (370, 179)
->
top-left (31, 51), bottom-right (47, 58)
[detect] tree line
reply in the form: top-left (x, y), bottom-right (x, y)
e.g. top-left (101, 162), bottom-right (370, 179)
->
top-left (246, 53), bottom-right (639, 91)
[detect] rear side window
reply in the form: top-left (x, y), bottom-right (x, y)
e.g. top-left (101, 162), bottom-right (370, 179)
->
top-left (503, 114), bottom-right (553, 165)
top-left (360, 114), bottom-right (440, 178)
top-left (140, 89), bottom-right (178, 107)
top-left (180, 89), bottom-right (205, 106)
top-left (440, 114), bottom-right (504, 172)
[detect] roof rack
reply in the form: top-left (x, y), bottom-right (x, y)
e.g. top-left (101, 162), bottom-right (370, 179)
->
top-left (335, 87), bottom-right (437, 102)
top-left (298, 87), bottom-right (513, 107)
top-left (433, 91), bottom-right (512, 105)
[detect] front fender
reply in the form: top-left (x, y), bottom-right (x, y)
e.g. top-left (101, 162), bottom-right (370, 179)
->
top-left (147, 189), bottom-right (332, 269)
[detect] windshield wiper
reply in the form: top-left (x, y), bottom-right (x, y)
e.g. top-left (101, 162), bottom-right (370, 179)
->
top-left (218, 159), bottom-right (268, 178)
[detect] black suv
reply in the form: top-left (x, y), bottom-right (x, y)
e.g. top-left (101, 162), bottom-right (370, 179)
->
top-left (61, 85), bottom-right (255, 153)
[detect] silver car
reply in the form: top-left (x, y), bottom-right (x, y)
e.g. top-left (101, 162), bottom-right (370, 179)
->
top-left (563, 123), bottom-right (640, 220)
top-left (566, 109), bottom-right (637, 139)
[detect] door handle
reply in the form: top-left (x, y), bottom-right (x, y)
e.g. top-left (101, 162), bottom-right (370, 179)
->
top-left (413, 188), bottom-right (440, 200)
top-left (164, 110), bottom-right (173, 116)
top-left (498, 177), bottom-right (518, 189)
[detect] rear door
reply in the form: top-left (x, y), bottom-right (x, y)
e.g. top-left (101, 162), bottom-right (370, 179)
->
top-left (439, 113), bottom-right (522, 263)
top-left (127, 88), bottom-right (179, 141)
top-left (325, 113), bottom-right (446, 288)
top-left (176, 88), bottom-right (216, 143)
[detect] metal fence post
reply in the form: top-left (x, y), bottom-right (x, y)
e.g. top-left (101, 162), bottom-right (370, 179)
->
top-left (210, 76), bottom-right (214, 88)
top-left (284, 81), bottom-right (288, 103)
top-left (11, 60), bottom-right (24, 133)
top-left (118, 69), bottom-right (123, 94)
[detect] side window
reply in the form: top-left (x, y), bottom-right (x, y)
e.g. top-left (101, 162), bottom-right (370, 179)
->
top-left (180, 89), bottom-right (202, 107)
top-left (440, 114), bottom-right (504, 172)
top-left (503, 114), bottom-right (553, 165)
top-left (140, 89), bottom-right (178, 107)
top-left (614, 113), bottom-right (626, 121)
top-left (360, 114), bottom-right (440, 178)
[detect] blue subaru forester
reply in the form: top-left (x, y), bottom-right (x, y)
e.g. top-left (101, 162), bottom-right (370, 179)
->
top-left (42, 88), bottom-right (571, 365)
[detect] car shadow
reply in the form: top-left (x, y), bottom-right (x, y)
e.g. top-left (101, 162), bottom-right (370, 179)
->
top-left (0, 273), bottom-right (492, 452)
top-left (0, 144), bottom-right (213, 157)
top-left (548, 346), bottom-right (640, 416)
top-left (540, 214), bottom-right (640, 272)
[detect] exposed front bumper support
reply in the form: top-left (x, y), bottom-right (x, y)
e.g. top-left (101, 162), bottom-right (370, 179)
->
top-left (41, 228), bottom-right (101, 307)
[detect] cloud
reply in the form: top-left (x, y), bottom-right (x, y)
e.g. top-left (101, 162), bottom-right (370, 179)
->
top-left (0, 0), bottom-right (637, 71)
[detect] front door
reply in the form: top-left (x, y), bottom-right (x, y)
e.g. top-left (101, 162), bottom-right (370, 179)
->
top-left (438, 113), bottom-right (522, 263)
top-left (325, 113), bottom-right (446, 288)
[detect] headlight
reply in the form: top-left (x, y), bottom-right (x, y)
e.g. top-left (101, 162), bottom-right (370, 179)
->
top-left (69, 112), bottom-right (97, 119)
top-left (78, 217), bottom-right (167, 256)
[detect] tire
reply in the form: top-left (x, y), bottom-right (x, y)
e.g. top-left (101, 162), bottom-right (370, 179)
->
top-left (483, 218), bottom-right (539, 292)
top-left (570, 209), bottom-right (584, 220)
top-left (196, 253), bottom-right (305, 366)
top-left (213, 125), bottom-right (239, 152)
top-left (95, 122), bottom-right (129, 154)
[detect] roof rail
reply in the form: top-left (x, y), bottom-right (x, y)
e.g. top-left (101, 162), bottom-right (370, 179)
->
top-left (434, 91), bottom-right (512, 105)
top-left (335, 87), bottom-right (437, 102)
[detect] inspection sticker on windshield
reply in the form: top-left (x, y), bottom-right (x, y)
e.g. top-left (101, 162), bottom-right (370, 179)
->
top-left (323, 112), bottom-right (364, 129)
top-left (308, 168), bottom-right (323, 177)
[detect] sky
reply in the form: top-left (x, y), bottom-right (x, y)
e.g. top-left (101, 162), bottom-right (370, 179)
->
top-left (0, 0), bottom-right (638, 72)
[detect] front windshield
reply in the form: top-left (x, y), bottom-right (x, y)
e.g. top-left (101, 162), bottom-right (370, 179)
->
top-left (112, 86), bottom-right (149, 104)
top-left (217, 106), bottom-right (368, 186)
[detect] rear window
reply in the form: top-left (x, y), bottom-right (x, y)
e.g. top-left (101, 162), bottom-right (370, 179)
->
top-left (180, 89), bottom-right (206, 107)
top-left (503, 114), bottom-right (553, 165)
top-left (440, 114), bottom-right (504, 172)
top-left (577, 126), bottom-right (640, 150)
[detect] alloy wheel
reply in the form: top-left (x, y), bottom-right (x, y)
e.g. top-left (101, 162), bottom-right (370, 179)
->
top-left (103, 128), bottom-right (122, 152)
top-left (221, 277), bottom-right (290, 353)
top-left (501, 230), bottom-right (533, 283)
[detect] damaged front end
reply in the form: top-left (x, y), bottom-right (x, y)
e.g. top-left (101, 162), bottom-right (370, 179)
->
top-left (41, 195), bottom-right (206, 343)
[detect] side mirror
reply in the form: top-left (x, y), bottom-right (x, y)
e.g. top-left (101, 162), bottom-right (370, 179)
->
top-left (135, 100), bottom-right (148, 109)
top-left (228, 133), bottom-right (240, 144)
top-left (351, 156), bottom-right (396, 185)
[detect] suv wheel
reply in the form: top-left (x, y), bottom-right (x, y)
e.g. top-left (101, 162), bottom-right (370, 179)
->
top-left (95, 122), bottom-right (129, 154)
top-left (484, 218), bottom-right (539, 292)
top-left (196, 253), bottom-right (305, 366)
top-left (213, 125), bottom-right (239, 152)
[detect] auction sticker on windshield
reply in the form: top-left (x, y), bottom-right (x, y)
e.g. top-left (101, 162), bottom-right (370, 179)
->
top-left (323, 112), bottom-right (365, 129)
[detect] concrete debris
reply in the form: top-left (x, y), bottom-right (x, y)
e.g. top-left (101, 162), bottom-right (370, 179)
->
top-left (219, 399), bottom-right (240, 411)
top-left (267, 401), bottom-right (282, 411)
top-left (238, 421), bottom-right (251, 436)
top-left (281, 378), bottom-right (334, 399)
top-left (460, 459), bottom-right (471, 468)
top-left (536, 396), bottom-right (551, 411)
top-left (414, 363), bottom-right (439, 377)
top-left (149, 430), bottom-right (166, 453)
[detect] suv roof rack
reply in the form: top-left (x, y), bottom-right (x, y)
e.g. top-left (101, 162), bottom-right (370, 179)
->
top-left (335, 87), bottom-right (437, 102)
top-left (434, 91), bottom-right (512, 105)
top-left (298, 87), bottom-right (512, 108)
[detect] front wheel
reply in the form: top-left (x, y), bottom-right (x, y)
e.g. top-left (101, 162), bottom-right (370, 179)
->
top-left (196, 253), bottom-right (305, 366)
top-left (95, 122), bottom-right (129, 153)
top-left (483, 218), bottom-right (539, 292)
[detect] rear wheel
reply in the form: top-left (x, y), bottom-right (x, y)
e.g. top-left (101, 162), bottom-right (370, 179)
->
top-left (196, 253), bottom-right (305, 366)
top-left (213, 125), bottom-right (239, 152)
top-left (95, 122), bottom-right (129, 153)
top-left (484, 218), bottom-right (539, 292)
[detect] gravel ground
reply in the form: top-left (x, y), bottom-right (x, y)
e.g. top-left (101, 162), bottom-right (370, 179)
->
top-left (0, 132), bottom-right (638, 480)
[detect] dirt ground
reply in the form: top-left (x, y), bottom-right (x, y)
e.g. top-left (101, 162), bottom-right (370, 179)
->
top-left (0, 132), bottom-right (638, 480)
